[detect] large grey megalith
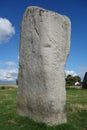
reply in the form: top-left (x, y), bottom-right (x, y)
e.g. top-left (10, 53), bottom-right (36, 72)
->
top-left (17, 6), bottom-right (71, 126)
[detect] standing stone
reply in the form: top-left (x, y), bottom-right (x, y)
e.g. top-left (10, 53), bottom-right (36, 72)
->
top-left (17, 6), bottom-right (71, 126)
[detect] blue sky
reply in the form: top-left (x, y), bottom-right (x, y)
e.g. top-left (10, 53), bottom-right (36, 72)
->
top-left (0, 0), bottom-right (87, 83)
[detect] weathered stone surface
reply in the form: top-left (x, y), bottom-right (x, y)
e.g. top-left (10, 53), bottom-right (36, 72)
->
top-left (17, 6), bottom-right (71, 126)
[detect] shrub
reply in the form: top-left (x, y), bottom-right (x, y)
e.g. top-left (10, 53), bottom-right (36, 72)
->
top-left (0, 86), bottom-right (5, 90)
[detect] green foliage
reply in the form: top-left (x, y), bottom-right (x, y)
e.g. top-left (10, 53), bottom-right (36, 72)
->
top-left (66, 75), bottom-right (74, 86)
top-left (73, 76), bottom-right (81, 83)
top-left (0, 86), bottom-right (5, 89)
top-left (66, 75), bottom-right (81, 86)
top-left (0, 88), bottom-right (87, 130)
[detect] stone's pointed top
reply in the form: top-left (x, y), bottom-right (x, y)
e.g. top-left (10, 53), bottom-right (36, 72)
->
top-left (24, 6), bottom-right (71, 23)
top-left (27, 6), bottom-right (46, 10)
top-left (25, 6), bottom-right (47, 14)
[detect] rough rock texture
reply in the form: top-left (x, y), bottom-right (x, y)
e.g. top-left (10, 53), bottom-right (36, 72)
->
top-left (17, 6), bottom-right (71, 126)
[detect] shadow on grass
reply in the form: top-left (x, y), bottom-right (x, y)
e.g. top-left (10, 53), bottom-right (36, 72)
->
top-left (12, 114), bottom-right (80, 130)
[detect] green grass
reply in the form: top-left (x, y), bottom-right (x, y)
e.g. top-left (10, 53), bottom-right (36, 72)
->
top-left (0, 87), bottom-right (87, 130)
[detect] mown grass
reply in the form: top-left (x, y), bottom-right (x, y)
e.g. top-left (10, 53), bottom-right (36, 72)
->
top-left (0, 87), bottom-right (87, 130)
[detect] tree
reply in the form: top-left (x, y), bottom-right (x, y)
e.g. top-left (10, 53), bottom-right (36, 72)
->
top-left (82, 72), bottom-right (87, 89)
top-left (73, 76), bottom-right (81, 83)
top-left (66, 75), bottom-right (81, 87)
top-left (66, 75), bottom-right (75, 86)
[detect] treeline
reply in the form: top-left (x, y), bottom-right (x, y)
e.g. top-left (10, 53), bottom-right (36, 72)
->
top-left (65, 75), bottom-right (81, 86)
top-left (66, 72), bottom-right (87, 89)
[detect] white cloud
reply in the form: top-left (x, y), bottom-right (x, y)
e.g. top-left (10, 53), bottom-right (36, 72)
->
top-left (5, 61), bottom-right (16, 67)
top-left (0, 17), bottom-right (15, 43)
top-left (0, 69), bottom-right (18, 81)
top-left (0, 61), bottom-right (16, 68)
top-left (65, 70), bottom-right (77, 76)
top-left (0, 61), bottom-right (18, 81)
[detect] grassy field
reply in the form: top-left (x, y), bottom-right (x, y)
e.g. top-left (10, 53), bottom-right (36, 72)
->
top-left (0, 87), bottom-right (87, 130)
